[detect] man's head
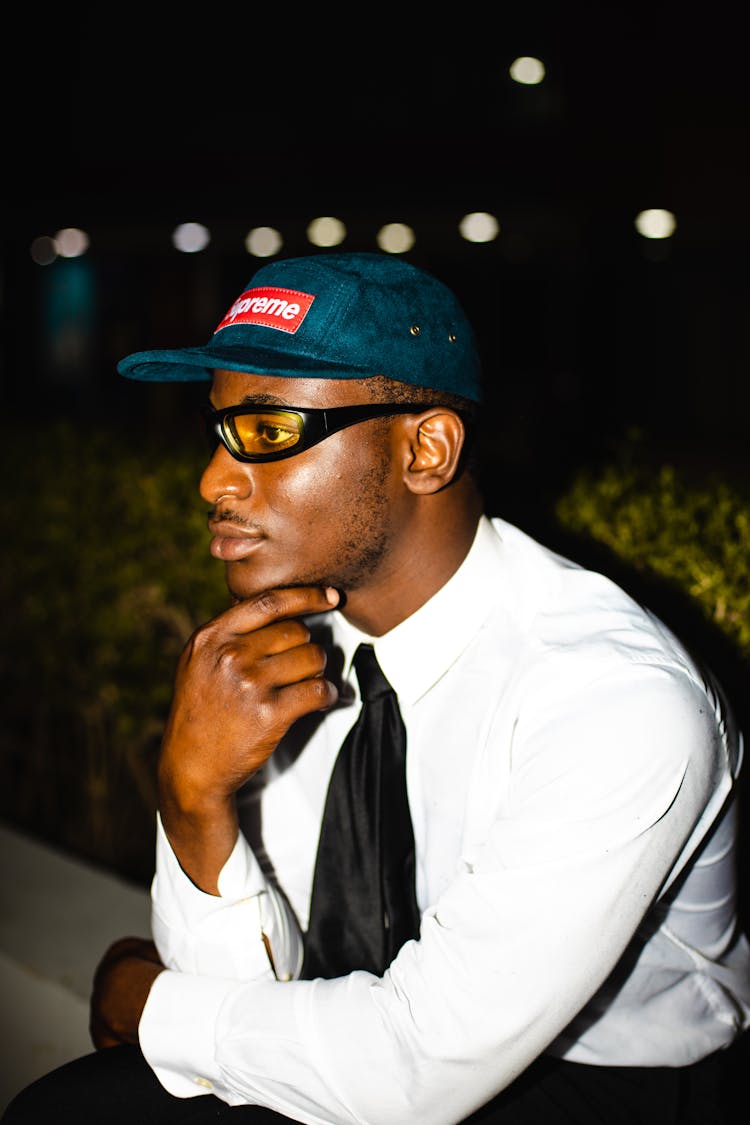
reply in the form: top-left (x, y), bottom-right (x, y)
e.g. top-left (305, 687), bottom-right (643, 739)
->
top-left (118, 253), bottom-right (484, 633)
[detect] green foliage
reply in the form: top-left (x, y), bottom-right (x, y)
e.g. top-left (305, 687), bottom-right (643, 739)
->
top-left (0, 420), bottom-right (228, 883)
top-left (555, 459), bottom-right (750, 662)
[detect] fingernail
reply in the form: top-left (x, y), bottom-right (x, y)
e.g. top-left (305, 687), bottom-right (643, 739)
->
top-left (325, 587), bottom-right (340, 605)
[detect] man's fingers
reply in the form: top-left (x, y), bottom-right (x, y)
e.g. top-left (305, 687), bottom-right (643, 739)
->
top-left (277, 675), bottom-right (339, 720)
top-left (259, 643), bottom-right (331, 692)
top-left (248, 618), bottom-right (313, 657)
top-left (225, 585), bottom-right (339, 632)
top-left (186, 587), bottom-right (338, 669)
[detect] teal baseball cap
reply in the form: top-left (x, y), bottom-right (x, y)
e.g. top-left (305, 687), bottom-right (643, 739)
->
top-left (117, 251), bottom-right (483, 403)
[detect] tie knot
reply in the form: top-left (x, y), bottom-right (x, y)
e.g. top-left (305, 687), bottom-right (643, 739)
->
top-left (353, 643), bottom-right (394, 702)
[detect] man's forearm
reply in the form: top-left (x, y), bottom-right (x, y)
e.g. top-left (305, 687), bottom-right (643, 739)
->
top-left (157, 764), bottom-right (239, 896)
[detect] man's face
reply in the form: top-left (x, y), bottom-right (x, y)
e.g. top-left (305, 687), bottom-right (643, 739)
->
top-left (200, 370), bottom-right (405, 604)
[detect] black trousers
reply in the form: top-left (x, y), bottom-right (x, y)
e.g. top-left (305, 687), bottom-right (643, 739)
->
top-left (0, 1042), bottom-right (736, 1124)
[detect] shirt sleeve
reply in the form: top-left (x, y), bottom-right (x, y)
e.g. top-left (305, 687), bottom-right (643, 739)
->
top-left (139, 667), bottom-right (728, 1123)
top-left (149, 812), bottom-right (304, 982)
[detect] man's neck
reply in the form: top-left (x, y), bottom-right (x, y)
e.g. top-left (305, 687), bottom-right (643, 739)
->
top-left (341, 501), bottom-right (483, 637)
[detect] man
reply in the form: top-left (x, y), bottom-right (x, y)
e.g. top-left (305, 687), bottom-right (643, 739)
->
top-left (5, 251), bottom-right (749, 1123)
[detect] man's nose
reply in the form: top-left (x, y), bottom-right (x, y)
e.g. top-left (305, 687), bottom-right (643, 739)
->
top-left (199, 445), bottom-right (254, 505)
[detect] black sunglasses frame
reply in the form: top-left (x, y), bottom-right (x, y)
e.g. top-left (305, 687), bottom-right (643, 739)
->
top-left (201, 401), bottom-right (441, 463)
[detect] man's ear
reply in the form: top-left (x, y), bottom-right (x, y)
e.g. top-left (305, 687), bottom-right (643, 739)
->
top-left (401, 410), bottom-right (466, 494)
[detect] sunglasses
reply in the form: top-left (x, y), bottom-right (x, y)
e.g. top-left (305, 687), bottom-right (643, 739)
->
top-left (201, 401), bottom-right (440, 463)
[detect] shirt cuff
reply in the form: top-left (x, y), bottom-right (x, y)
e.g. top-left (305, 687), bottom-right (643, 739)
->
top-left (139, 968), bottom-right (237, 1100)
top-left (153, 811), bottom-right (268, 920)
top-left (151, 813), bottom-right (303, 981)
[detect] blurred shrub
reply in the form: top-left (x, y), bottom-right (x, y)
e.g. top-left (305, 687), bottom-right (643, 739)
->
top-left (555, 454), bottom-right (750, 927)
top-left (555, 460), bottom-right (750, 662)
top-left (0, 420), bottom-right (227, 884)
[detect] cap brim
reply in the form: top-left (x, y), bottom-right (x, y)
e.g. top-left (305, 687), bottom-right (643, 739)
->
top-left (117, 343), bottom-right (372, 383)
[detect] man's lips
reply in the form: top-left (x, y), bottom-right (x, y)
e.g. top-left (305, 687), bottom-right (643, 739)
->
top-left (207, 520), bottom-right (265, 562)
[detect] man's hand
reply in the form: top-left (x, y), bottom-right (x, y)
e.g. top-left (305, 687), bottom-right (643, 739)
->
top-left (158, 585), bottom-right (340, 894)
top-left (89, 936), bottom-right (164, 1050)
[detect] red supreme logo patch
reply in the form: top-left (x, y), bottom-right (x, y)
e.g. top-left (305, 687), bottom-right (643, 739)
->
top-left (214, 287), bottom-right (315, 335)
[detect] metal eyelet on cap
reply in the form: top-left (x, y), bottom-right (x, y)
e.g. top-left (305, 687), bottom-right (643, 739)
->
top-left (448, 333), bottom-right (457, 343)
top-left (410, 325), bottom-right (421, 336)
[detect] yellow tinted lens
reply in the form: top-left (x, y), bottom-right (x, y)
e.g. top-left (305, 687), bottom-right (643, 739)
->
top-left (229, 410), bottom-right (303, 456)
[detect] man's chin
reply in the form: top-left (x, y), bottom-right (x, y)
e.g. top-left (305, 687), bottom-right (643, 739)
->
top-left (224, 563), bottom-right (265, 604)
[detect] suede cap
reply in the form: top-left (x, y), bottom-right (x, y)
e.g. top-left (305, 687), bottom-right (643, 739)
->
top-left (117, 251), bottom-right (483, 402)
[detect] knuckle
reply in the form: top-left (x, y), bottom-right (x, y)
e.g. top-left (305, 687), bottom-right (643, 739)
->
top-left (253, 590), bottom-right (283, 618)
top-left (308, 676), bottom-right (333, 704)
top-left (183, 620), bottom-right (215, 658)
top-left (214, 642), bottom-right (245, 680)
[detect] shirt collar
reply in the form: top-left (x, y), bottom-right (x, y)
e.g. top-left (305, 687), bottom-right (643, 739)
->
top-left (332, 515), bottom-right (505, 705)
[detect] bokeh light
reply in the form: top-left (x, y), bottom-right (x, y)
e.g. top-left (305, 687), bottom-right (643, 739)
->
top-left (307, 216), bottom-right (347, 247)
top-left (459, 212), bottom-right (501, 243)
top-left (375, 223), bottom-right (415, 254)
top-left (509, 56), bottom-right (546, 85)
top-left (245, 226), bottom-right (284, 257)
top-left (54, 228), bottom-right (90, 258)
top-left (30, 236), bottom-right (58, 266)
top-left (634, 209), bottom-right (677, 239)
top-left (172, 222), bottom-right (211, 253)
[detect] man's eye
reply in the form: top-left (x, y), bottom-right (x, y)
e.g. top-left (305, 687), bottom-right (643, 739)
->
top-left (231, 411), bottom-right (303, 455)
top-left (258, 423), bottom-right (295, 446)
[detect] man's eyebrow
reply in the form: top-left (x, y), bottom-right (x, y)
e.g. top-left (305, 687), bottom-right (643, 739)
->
top-left (238, 392), bottom-right (295, 406)
top-left (208, 391), bottom-right (298, 408)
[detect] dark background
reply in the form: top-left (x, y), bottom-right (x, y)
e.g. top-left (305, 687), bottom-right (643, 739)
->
top-left (3, 1), bottom-right (749, 521)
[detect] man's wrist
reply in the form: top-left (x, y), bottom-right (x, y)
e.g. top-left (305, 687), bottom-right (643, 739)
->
top-left (157, 778), bottom-right (239, 895)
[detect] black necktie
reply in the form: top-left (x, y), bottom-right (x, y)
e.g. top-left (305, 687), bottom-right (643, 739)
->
top-left (301, 643), bottom-right (420, 979)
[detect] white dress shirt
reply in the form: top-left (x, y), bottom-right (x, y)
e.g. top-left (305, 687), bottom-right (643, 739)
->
top-left (139, 515), bottom-right (750, 1124)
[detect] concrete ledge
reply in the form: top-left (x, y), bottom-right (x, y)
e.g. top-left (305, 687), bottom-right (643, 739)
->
top-left (0, 821), bottom-right (151, 1113)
